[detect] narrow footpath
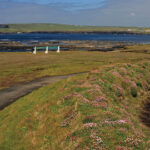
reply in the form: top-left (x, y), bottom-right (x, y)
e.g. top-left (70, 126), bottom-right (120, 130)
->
top-left (0, 72), bottom-right (86, 110)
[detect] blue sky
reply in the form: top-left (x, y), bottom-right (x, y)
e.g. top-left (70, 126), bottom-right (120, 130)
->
top-left (1, 0), bottom-right (106, 10)
top-left (6, 0), bottom-right (105, 6)
top-left (0, 0), bottom-right (150, 27)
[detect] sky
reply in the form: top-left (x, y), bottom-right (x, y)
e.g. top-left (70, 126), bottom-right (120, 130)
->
top-left (0, 0), bottom-right (150, 27)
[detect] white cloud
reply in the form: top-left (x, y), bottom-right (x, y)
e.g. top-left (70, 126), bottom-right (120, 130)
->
top-left (130, 12), bottom-right (135, 17)
top-left (0, 0), bottom-right (150, 27)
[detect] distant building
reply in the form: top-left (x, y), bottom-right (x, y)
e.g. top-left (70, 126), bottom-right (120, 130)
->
top-left (127, 28), bottom-right (136, 32)
top-left (127, 29), bottom-right (132, 32)
top-left (0, 24), bottom-right (9, 28)
top-left (145, 29), bottom-right (150, 33)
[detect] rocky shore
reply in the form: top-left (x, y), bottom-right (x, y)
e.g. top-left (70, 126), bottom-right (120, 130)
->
top-left (0, 31), bottom-right (150, 35)
top-left (0, 40), bottom-right (127, 52)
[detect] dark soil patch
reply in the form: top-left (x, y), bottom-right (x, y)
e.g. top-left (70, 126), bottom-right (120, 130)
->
top-left (140, 96), bottom-right (150, 128)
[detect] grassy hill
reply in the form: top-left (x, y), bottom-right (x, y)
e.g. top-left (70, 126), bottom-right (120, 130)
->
top-left (0, 23), bottom-right (149, 33)
top-left (0, 45), bottom-right (150, 149)
top-left (0, 60), bottom-right (150, 149)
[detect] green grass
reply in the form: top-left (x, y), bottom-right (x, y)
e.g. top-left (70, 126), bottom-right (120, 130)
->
top-left (0, 60), bottom-right (150, 149)
top-left (122, 44), bottom-right (150, 54)
top-left (0, 23), bottom-right (149, 33)
top-left (0, 45), bottom-right (150, 149)
top-left (0, 49), bottom-right (150, 89)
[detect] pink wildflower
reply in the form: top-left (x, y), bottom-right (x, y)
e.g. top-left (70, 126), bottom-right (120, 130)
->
top-left (116, 86), bottom-right (124, 96)
top-left (83, 123), bottom-right (97, 128)
top-left (92, 102), bottom-right (108, 109)
top-left (120, 67), bottom-right (127, 75)
top-left (74, 93), bottom-right (90, 103)
top-left (117, 86), bottom-right (123, 91)
top-left (112, 71), bottom-right (122, 78)
top-left (112, 84), bottom-right (124, 97)
top-left (122, 78), bottom-right (129, 84)
top-left (92, 84), bottom-right (102, 93)
top-left (95, 96), bottom-right (106, 102)
top-left (99, 79), bottom-right (104, 84)
top-left (63, 92), bottom-right (91, 103)
top-left (90, 69), bottom-right (99, 74)
top-left (90, 131), bottom-right (103, 145)
top-left (87, 88), bottom-right (101, 94)
top-left (99, 119), bottom-right (127, 125)
top-left (64, 93), bottom-right (74, 100)
top-left (80, 82), bottom-right (93, 88)
top-left (123, 63), bottom-right (128, 67)
top-left (82, 98), bottom-right (90, 103)
top-left (130, 81), bottom-right (137, 88)
top-left (117, 120), bottom-right (127, 124)
top-left (92, 84), bottom-right (101, 89)
top-left (116, 146), bottom-right (130, 150)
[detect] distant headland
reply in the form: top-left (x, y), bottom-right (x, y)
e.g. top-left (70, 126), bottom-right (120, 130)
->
top-left (0, 23), bottom-right (150, 34)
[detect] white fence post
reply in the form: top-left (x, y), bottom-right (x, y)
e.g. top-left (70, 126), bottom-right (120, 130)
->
top-left (33, 46), bottom-right (37, 55)
top-left (57, 46), bottom-right (60, 53)
top-left (45, 46), bottom-right (48, 54)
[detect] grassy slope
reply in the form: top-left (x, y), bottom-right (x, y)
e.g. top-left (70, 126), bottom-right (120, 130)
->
top-left (0, 23), bottom-right (148, 33)
top-left (0, 60), bottom-right (150, 150)
top-left (1, 49), bottom-right (150, 89)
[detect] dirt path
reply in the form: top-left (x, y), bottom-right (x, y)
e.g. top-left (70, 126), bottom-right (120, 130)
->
top-left (0, 72), bottom-right (87, 110)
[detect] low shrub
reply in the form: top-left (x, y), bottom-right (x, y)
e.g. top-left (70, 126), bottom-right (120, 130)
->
top-left (130, 87), bottom-right (137, 97)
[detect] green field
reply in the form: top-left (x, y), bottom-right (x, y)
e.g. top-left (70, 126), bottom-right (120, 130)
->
top-left (0, 45), bottom-right (150, 149)
top-left (0, 23), bottom-right (149, 33)
top-left (1, 45), bottom-right (150, 90)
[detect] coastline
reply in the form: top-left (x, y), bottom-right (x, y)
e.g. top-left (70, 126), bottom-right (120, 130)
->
top-left (0, 31), bottom-right (150, 35)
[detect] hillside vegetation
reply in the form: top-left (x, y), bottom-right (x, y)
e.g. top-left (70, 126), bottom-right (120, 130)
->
top-left (0, 23), bottom-right (149, 33)
top-left (0, 60), bottom-right (150, 150)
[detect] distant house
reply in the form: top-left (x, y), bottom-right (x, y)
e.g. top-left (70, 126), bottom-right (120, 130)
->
top-left (0, 24), bottom-right (9, 28)
top-left (145, 29), bottom-right (150, 33)
top-left (127, 29), bottom-right (132, 32)
top-left (127, 29), bottom-right (136, 32)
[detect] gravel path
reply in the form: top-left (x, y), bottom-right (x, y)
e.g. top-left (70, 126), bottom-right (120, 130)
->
top-left (0, 72), bottom-right (86, 110)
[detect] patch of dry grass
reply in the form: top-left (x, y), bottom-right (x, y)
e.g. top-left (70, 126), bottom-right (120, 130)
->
top-left (122, 44), bottom-right (150, 54)
top-left (0, 48), bottom-right (150, 89)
